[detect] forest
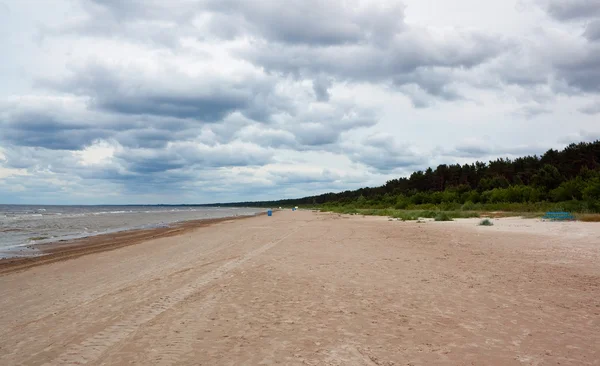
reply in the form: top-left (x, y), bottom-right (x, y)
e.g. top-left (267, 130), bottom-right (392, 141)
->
top-left (219, 141), bottom-right (600, 214)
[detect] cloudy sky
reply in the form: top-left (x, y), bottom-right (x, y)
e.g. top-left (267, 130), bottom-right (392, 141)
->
top-left (1, 0), bottom-right (599, 204)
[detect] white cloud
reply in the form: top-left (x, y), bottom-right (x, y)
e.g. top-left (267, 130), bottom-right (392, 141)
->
top-left (74, 139), bottom-right (118, 166)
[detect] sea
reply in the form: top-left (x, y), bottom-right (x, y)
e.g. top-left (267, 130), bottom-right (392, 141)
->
top-left (0, 205), bottom-right (265, 258)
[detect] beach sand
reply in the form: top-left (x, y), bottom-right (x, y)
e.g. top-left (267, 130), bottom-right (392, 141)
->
top-left (0, 210), bottom-right (598, 365)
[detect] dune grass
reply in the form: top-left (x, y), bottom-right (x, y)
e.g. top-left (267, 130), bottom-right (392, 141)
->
top-left (576, 214), bottom-right (600, 222)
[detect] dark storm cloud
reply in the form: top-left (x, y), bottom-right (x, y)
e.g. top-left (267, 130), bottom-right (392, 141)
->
top-left (553, 46), bottom-right (600, 92)
top-left (76, 163), bottom-right (199, 192)
top-left (127, 160), bottom-right (187, 174)
top-left (542, 0), bottom-right (600, 21)
top-left (67, 0), bottom-right (405, 47)
top-left (241, 32), bottom-right (504, 80)
top-left (491, 34), bottom-right (599, 97)
top-left (100, 94), bottom-right (245, 121)
top-left (50, 0), bottom-right (199, 47)
top-left (204, 0), bottom-right (405, 45)
top-left (0, 96), bottom-right (208, 151)
top-left (21, 59), bottom-right (307, 158)
top-left (584, 20), bottom-right (600, 41)
top-left (83, 0), bottom-right (172, 20)
top-left (292, 125), bottom-right (340, 146)
top-left (113, 148), bottom-right (186, 174)
top-left (41, 62), bottom-right (271, 122)
top-left (312, 77), bottom-right (333, 102)
top-left (111, 142), bottom-right (274, 176)
top-left (392, 67), bottom-right (463, 102)
top-left (114, 126), bottom-right (202, 149)
top-left (237, 30), bottom-right (507, 106)
top-left (3, 127), bottom-right (107, 150)
top-left (65, 0), bottom-right (405, 49)
top-left (0, 109), bottom-right (109, 150)
top-left (529, 2), bottom-right (600, 94)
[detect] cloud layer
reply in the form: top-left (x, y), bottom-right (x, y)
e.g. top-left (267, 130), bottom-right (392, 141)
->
top-left (1, 0), bottom-right (599, 204)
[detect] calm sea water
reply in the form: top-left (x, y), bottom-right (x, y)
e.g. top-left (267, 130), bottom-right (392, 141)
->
top-left (0, 205), bottom-right (264, 257)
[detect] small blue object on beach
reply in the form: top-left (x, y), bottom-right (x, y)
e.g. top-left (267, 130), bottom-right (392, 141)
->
top-left (292, 207), bottom-right (296, 211)
top-left (267, 210), bottom-right (272, 216)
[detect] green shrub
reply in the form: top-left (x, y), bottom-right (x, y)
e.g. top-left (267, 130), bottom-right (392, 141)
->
top-left (479, 219), bottom-right (494, 226)
top-left (583, 179), bottom-right (600, 202)
top-left (439, 202), bottom-right (462, 211)
top-left (457, 211), bottom-right (481, 218)
top-left (461, 200), bottom-right (477, 211)
top-left (551, 178), bottom-right (585, 201)
top-left (434, 212), bottom-right (453, 221)
top-left (410, 192), bottom-right (430, 205)
top-left (394, 196), bottom-right (409, 209)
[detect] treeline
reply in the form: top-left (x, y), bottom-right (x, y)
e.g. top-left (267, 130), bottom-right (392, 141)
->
top-left (219, 141), bottom-right (600, 212)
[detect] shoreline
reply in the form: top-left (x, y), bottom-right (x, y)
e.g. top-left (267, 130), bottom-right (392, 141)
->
top-left (0, 213), bottom-right (262, 275)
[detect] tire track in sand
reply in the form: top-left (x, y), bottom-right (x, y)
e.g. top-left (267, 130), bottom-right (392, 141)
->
top-left (126, 287), bottom-right (223, 366)
top-left (42, 221), bottom-right (308, 366)
top-left (5, 231), bottom-right (257, 338)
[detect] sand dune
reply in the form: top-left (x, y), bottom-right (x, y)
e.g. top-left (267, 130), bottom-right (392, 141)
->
top-left (0, 211), bottom-right (598, 365)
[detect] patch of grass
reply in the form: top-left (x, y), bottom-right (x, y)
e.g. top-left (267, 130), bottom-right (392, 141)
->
top-left (390, 212), bottom-right (419, 221)
top-left (434, 212), bottom-right (453, 221)
top-left (28, 236), bottom-right (48, 241)
top-left (479, 218), bottom-right (494, 226)
top-left (454, 211), bottom-right (482, 219)
top-left (321, 206), bottom-right (482, 221)
top-left (518, 212), bottom-right (544, 219)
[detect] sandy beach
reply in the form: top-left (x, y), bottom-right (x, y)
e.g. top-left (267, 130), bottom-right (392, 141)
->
top-left (1, 210), bottom-right (599, 365)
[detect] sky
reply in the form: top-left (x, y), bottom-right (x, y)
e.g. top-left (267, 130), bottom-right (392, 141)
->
top-left (1, 0), bottom-right (599, 205)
